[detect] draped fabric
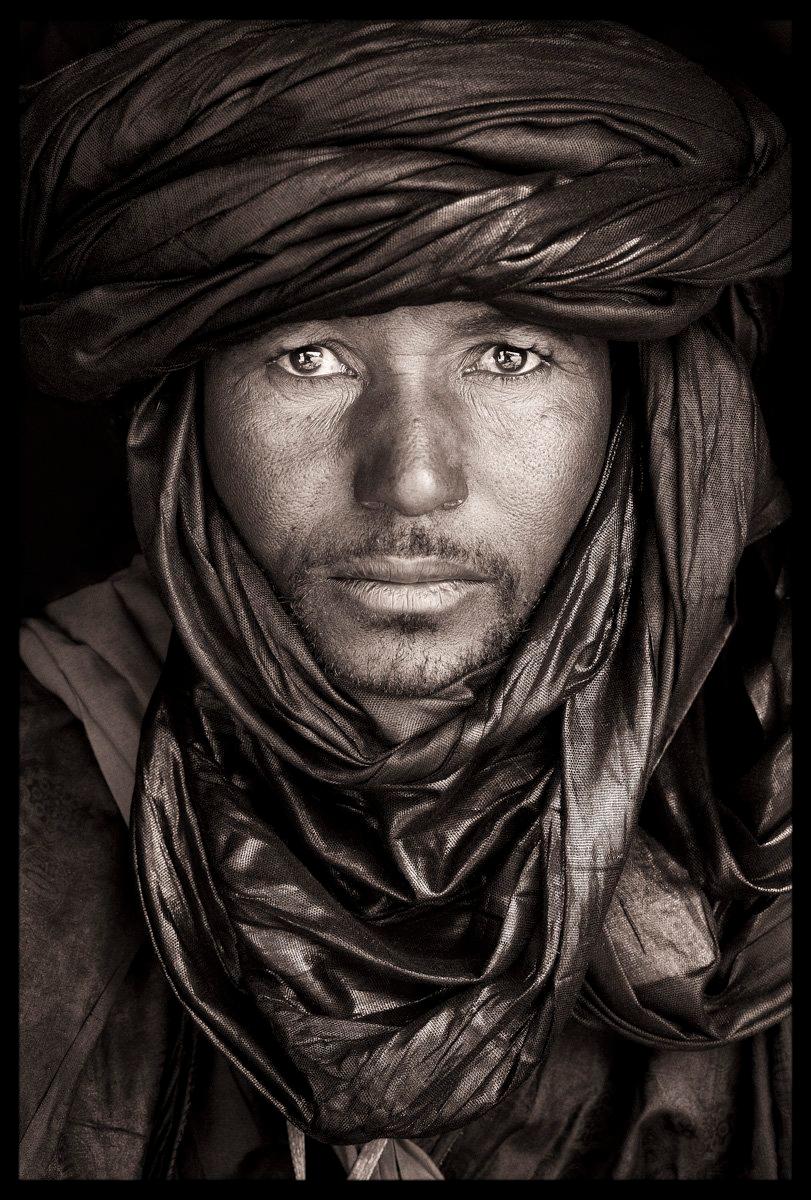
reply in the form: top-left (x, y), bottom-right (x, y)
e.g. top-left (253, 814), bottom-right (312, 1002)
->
top-left (20, 19), bottom-right (791, 1150)
top-left (20, 20), bottom-right (789, 400)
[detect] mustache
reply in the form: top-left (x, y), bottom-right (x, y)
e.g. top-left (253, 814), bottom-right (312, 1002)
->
top-left (292, 524), bottom-right (520, 601)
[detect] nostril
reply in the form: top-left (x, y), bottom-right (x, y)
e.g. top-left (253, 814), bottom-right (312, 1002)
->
top-left (354, 433), bottom-right (468, 516)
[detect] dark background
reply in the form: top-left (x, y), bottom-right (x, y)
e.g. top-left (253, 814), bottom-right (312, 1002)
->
top-left (19, 19), bottom-right (792, 615)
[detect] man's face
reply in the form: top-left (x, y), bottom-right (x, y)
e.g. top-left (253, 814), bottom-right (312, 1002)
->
top-left (204, 302), bottom-right (611, 697)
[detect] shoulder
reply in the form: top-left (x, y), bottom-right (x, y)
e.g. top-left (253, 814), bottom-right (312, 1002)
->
top-left (19, 554), bottom-right (172, 822)
top-left (19, 664), bottom-right (143, 1141)
top-left (19, 663), bottom-right (137, 925)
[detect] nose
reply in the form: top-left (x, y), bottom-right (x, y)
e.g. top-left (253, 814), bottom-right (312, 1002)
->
top-left (352, 375), bottom-right (468, 517)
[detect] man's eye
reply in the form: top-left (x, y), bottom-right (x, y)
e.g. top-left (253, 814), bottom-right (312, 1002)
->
top-left (467, 344), bottom-right (551, 377)
top-left (272, 345), bottom-right (355, 377)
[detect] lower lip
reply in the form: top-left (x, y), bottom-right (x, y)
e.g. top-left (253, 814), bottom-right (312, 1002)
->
top-left (331, 577), bottom-right (485, 615)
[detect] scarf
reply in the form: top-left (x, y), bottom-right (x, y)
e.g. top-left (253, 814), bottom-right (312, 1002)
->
top-left (20, 19), bottom-right (791, 1146)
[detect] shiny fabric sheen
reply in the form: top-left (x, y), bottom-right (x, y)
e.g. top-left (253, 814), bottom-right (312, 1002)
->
top-left (19, 19), bottom-right (791, 1153)
top-left (20, 20), bottom-right (789, 401)
top-left (125, 322), bottom-right (789, 1142)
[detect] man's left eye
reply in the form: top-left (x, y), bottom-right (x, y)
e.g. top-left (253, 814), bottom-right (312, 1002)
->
top-left (273, 345), bottom-right (355, 377)
top-left (467, 344), bottom-right (550, 377)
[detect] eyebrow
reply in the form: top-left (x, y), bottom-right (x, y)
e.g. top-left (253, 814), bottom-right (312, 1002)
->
top-left (450, 312), bottom-right (578, 346)
top-left (235, 312), bottom-right (579, 356)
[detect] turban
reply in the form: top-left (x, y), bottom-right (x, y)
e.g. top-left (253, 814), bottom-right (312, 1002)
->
top-left (20, 20), bottom-right (791, 1152)
top-left (21, 19), bottom-right (789, 400)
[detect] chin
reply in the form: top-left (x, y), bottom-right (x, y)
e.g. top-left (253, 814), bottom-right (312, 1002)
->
top-left (301, 621), bottom-right (519, 698)
top-left (335, 646), bottom-right (471, 698)
top-left (287, 580), bottom-right (530, 697)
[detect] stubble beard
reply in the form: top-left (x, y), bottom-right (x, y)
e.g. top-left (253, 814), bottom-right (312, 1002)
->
top-left (281, 526), bottom-right (530, 698)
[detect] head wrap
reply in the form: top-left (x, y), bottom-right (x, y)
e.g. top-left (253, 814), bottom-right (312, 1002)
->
top-left (20, 20), bottom-right (791, 1145)
top-left (21, 19), bottom-right (789, 399)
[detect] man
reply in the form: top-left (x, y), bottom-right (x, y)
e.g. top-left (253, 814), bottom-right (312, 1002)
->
top-left (20, 20), bottom-right (791, 1179)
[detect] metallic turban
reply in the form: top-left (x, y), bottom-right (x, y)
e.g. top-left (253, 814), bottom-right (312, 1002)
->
top-left (21, 19), bottom-right (789, 399)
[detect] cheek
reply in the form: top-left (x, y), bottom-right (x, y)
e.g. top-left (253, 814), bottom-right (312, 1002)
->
top-left (476, 398), bottom-right (610, 588)
top-left (203, 378), bottom-right (341, 580)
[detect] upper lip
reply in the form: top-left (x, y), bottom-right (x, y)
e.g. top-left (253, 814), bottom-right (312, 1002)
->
top-left (323, 556), bottom-right (491, 583)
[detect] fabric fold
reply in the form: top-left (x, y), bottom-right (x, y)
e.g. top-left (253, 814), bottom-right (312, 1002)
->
top-left (20, 17), bottom-right (791, 1151)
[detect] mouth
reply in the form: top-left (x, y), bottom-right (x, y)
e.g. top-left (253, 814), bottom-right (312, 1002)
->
top-left (314, 556), bottom-right (493, 615)
top-left (325, 556), bottom-right (491, 584)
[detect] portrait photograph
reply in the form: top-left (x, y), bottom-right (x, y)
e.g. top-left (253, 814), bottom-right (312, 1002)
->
top-left (19, 19), bottom-right (791, 1180)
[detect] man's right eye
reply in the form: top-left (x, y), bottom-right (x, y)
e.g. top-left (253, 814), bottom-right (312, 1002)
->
top-left (272, 345), bottom-right (356, 378)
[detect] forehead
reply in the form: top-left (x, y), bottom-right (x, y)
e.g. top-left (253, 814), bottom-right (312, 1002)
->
top-left (289, 302), bottom-right (547, 337)
top-left (228, 301), bottom-right (587, 359)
